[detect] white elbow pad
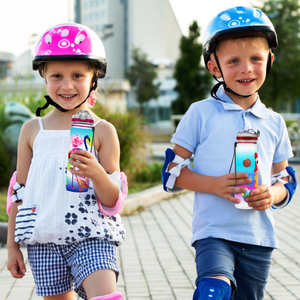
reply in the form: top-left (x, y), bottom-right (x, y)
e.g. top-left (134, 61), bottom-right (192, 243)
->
top-left (271, 166), bottom-right (297, 209)
top-left (162, 148), bottom-right (191, 193)
top-left (97, 171), bottom-right (128, 216)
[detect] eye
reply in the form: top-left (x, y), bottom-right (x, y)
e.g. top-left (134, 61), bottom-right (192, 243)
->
top-left (251, 57), bottom-right (260, 62)
top-left (75, 33), bottom-right (86, 44)
top-left (229, 58), bottom-right (239, 64)
top-left (73, 73), bottom-right (82, 79)
top-left (45, 34), bottom-right (52, 44)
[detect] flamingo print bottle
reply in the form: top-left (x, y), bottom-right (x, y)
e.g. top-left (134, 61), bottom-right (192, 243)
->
top-left (66, 110), bottom-right (94, 193)
top-left (234, 129), bottom-right (259, 209)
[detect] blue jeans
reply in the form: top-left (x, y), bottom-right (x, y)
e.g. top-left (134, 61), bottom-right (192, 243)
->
top-left (193, 238), bottom-right (273, 300)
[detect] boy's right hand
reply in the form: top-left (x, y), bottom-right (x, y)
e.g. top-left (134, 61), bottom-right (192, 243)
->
top-left (214, 172), bottom-right (251, 203)
top-left (7, 247), bottom-right (26, 278)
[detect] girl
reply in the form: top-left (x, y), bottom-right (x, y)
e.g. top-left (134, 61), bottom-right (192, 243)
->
top-left (7, 23), bottom-right (127, 300)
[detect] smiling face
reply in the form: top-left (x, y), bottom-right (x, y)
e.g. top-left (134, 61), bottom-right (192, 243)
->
top-left (208, 36), bottom-right (273, 109)
top-left (42, 61), bottom-right (95, 112)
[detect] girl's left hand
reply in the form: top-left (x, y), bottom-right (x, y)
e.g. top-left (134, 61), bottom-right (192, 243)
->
top-left (245, 184), bottom-right (275, 211)
top-left (69, 150), bottom-right (101, 180)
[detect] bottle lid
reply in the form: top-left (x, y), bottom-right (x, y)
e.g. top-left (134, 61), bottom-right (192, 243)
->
top-left (236, 129), bottom-right (260, 141)
top-left (72, 110), bottom-right (94, 125)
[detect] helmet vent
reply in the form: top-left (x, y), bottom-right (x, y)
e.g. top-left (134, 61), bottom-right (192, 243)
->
top-left (220, 13), bottom-right (231, 21)
top-left (45, 34), bottom-right (52, 44)
top-left (75, 33), bottom-right (86, 44)
top-left (235, 7), bottom-right (245, 14)
top-left (254, 9), bottom-right (262, 19)
top-left (61, 29), bottom-right (69, 37)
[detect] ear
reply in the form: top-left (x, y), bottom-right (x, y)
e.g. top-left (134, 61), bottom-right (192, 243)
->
top-left (41, 71), bottom-right (48, 84)
top-left (90, 71), bottom-right (98, 89)
top-left (270, 52), bottom-right (274, 66)
top-left (207, 60), bottom-right (222, 79)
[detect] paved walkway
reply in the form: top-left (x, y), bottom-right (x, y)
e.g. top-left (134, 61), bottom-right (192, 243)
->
top-left (1, 165), bottom-right (300, 299)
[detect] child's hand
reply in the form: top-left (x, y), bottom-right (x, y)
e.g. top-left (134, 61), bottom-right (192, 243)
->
top-left (214, 172), bottom-right (251, 203)
top-left (7, 248), bottom-right (26, 278)
top-left (245, 184), bottom-right (275, 211)
top-left (69, 150), bottom-right (102, 180)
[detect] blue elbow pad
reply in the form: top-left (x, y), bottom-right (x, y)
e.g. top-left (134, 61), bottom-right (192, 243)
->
top-left (161, 148), bottom-right (191, 192)
top-left (271, 166), bottom-right (297, 209)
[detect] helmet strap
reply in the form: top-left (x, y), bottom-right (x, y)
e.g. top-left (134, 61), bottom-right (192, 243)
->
top-left (35, 80), bottom-right (98, 117)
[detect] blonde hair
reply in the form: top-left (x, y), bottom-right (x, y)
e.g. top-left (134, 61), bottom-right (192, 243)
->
top-left (216, 36), bottom-right (269, 54)
top-left (39, 61), bottom-right (99, 79)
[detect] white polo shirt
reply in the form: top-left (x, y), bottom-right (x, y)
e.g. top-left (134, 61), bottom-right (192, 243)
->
top-left (171, 88), bottom-right (293, 248)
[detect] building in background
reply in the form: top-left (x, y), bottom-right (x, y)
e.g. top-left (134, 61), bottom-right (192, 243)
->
top-left (0, 52), bottom-right (14, 80)
top-left (74, 0), bottom-right (182, 119)
top-left (2, 0), bottom-right (181, 118)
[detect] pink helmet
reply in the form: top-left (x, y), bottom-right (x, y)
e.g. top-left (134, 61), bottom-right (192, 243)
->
top-left (32, 23), bottom-right (106, 78)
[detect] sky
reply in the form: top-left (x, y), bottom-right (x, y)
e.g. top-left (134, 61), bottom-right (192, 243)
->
top-left (0, 0), bottom-right (260, 58)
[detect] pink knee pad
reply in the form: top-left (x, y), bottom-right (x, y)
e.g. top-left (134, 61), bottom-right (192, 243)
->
top-left (90, 292), bottom-right (124, 300)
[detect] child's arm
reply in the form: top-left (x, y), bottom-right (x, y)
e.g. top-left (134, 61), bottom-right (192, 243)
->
top-left (169, 144), bottom-right (251, 204)
top-left (7, 120), bottom-right (37, 278)
top-left (69, 120), bottom-right (120, 208)
top-left (245, 160), bottom-right (289, 211)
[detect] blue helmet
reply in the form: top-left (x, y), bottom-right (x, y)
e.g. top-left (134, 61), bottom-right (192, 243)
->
top-left (203, 6), bottom-right (278, 69)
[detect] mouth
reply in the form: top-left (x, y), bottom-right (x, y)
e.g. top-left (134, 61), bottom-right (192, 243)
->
top-left (237, 79), bottom-right (255, 84)
top-left (60, 94), bottom-right (77, 98)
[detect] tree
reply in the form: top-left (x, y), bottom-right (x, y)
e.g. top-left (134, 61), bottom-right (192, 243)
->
top-left (125, 47), bottom-right (160, 114)
top-left (257, 0), bottom-right (300, 111)
top-left (172, 21), bottom-right (211, 115)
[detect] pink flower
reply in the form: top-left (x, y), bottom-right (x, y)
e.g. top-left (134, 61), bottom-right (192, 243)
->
top-left (71, 134), bottom-right (84, 147)
top-left (87, 90), bottom-right (97, 107)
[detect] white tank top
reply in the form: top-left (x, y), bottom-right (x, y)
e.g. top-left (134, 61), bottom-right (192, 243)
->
top-left (15, 118), bottom-right (125, 247)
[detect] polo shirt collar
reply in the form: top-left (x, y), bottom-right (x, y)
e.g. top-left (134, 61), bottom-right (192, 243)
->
top-left (215, 87), bottom-right (269, 119)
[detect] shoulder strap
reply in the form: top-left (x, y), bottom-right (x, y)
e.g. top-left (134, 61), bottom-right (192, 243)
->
top-left (93, 119), bottom-right (102, 127)
top-left (38, 118), bottom-right (44, 130)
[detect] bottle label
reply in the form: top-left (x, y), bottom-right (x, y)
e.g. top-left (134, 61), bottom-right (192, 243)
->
top-left (66, 110), bottom-right (94, 193)
top-left (234, 129), bottom-right (259, 209)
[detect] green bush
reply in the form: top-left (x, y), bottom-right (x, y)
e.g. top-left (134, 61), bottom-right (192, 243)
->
top-left (0, 132), bottom-right (10, 188)
top-left (0, 100), bottom-right (10, 187)
top-left (132, 162), bottom-right (163, 183)
top-left (93, 104), bottom-right (149, 180)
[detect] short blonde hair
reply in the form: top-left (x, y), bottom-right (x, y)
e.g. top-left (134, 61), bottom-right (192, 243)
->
top-left (216, 35), bottom-right (269, 54)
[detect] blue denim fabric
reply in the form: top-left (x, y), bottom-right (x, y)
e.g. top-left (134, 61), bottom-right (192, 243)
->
top-left (193, 238), bottom-right (273, 300)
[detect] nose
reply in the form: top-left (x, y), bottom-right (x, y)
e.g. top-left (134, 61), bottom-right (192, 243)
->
top-left (240, 60), bottom-right (253, 73)
top-left (61, 77), bottom-right (74, 90)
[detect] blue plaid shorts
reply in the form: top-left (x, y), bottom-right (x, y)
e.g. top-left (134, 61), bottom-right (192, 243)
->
top-left (27, 238), bottom-right (119, 300)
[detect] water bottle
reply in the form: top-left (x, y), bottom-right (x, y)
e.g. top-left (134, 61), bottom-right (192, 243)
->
top-left (234, 129), bottom-right (260, 209)
top-left (66, 110), bottom-right (94, 193)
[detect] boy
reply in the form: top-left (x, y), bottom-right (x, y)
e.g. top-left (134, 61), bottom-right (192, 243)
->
top-left (162, 6), bottom-right (297, 300)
